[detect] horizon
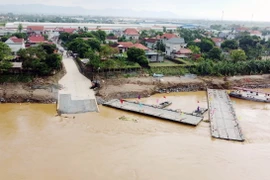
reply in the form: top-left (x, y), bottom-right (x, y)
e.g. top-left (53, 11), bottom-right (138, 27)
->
top-left (0, 1), bottom-right (270, 22)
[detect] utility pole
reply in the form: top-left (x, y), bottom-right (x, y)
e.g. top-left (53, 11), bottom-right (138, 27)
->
top-left (221, 11), bottom-right (224, 22)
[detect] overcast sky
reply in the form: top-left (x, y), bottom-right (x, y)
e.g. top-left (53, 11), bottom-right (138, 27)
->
top-left (1, 0), bottom-right (270, 21)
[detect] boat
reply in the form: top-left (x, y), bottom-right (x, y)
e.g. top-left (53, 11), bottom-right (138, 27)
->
top-left (229, 87), bottom-right (270, 103)
top-left (158, 101), bottom-right (172, 108)
top-left (153, 73), bottom-right (164, 78)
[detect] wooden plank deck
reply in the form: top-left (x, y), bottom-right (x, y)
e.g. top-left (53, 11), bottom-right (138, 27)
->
top-left (103, 99), bottom-right (206, 126)
top-left (207, 89), bottom-right (245, 142)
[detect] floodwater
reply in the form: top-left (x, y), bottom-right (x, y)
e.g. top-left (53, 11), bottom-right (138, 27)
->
top-left (0, 91), bottom-right (270, 180)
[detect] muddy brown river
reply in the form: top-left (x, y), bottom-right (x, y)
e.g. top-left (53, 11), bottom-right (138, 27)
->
top-left (0, 91), bottom-right (270, 180)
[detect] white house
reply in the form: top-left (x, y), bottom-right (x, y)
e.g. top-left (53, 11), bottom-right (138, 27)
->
top-left (5, 36), bottom-right (25, 54)
top-left (160, 33), bottom-right (178, 44)
top-left (211, 38), bottom-right (224, 48)
top-left (123, 28), bottom-right (139, 40)
top-left (227, 34), bottom-right (236, 40)
top-left (165, 38), bottom-right (185, 56)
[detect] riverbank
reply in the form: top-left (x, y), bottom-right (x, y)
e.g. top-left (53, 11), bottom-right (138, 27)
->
top-left (1, 73), bottom-right (269, 103)
top-left (0, 69), bottom-right (65, 103)
top-left (97, 74), bottom-right (270, 100)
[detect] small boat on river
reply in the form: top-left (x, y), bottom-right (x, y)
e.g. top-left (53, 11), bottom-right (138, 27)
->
top-left (158, 101), bottom-right (172, 108)
top-left (229, 87), bottom-right (270, 103)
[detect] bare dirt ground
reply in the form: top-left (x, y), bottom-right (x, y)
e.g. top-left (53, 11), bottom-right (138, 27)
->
top-left (1, 70), bottom-right (269, 103)
top-left (97, 74), bottom-right (270, 100)
top-left (0, 68), bottom-right (66, 103)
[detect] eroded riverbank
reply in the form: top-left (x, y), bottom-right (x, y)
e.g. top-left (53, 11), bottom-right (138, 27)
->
top-left (0, 74), bottom-right (269, 103)
top-left (97, 74), bottom-right (270, 100)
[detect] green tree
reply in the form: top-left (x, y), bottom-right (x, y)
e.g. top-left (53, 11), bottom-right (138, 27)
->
top-left (208, 47), bottom-right (222, 60)
top-left (67, 38), bottom-right (90, 58)
top-left (0, 42), bottom-right (12, 60)
top-left (59, 32), bottom-right (70, 42)
top-left (156, 40), bottom-right (165, 52)
top-left (108, 33), bottom-right (115, 37)
top-left (18, 23), bottom-right (23, 33)
top-left (86, 39), bottom-right (101, 52)
top-left (0, 60), bottom-right (12, 72)
top-left (139, 30), bottom-right (148, 40)
top-left (44, 34), bottom-right (49, 40)
top-left (239, 35), bottom-right (262, 59)
top-left (86, 49), bottom-right (101, 69)
top-left (199, 39), bottom-right (214, 53)
top-left (221, 40), bottom-right (238, 50)
top-left (188, 45), bottom-right (201, 54)
top-left (40, 44), bottom-right (57, 54)
top-left (230, 49), bottom-right (247, 62)
top-left (163, 26), bottom-right (167, 33)
top-left (127, 47), bottom-right (149, 67)
top-left (45, 53), bottom-right (62, 70)
top-left (1, 35), bottom-right (10, 42)
top-left (118, 35), bottom-right (126, 42)
top-left (100, 45), bottom-right (118, 60)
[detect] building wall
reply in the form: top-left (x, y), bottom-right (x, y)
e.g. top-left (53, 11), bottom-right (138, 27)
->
top-left (105, 39), bottom-right (118, 44)
top-left (5, 41), bottom-right (25, 53)
top-left (125, 35), bottom-right (139, 40)
top-left (147, 55), bottom-right (164, 62)
top-left (165, 43), bottom-right (181, 56)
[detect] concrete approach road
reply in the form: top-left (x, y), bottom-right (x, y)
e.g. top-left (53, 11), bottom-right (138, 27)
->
top-left (57, 51), bottom-right (99, 114)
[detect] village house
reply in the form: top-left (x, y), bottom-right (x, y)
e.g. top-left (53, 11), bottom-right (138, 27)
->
top-left (5, 36), bottom-right (25, 54)
top-left (28, 35), bottom-right (45, 46)
top-left (26, 26), bottom-right (45, 35)
top-left (144, 38), bottom-right (158, 49)
top-left (249, 30), bottom-right (263, 39)
top-left (116, 42), bottom-right (148, 53)
top-left (145, 52), bottom-right (164, 63)
top-left (60, 28), bottom-right (77, 34)
top-left (160, 33), bottom-right (178, 44)
top-left (123, 28), bottom-right (139, 40)
top-left (105, 36), bottom-right (118, 44)
top-left (174, 48), bottom-right (192, 58)
top-left (165, 37), bottom-right (186, 56)
top-left (211, 38), bottom-right (224, 48)
top-left (227, 34), bottom-right (236, 40)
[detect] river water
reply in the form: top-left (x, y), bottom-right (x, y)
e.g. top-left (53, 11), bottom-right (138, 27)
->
top-left (0, 91), bottom-right (270, 180)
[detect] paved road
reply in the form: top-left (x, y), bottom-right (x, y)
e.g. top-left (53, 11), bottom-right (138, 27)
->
top-left (57, 51), bottom-right (98, 114)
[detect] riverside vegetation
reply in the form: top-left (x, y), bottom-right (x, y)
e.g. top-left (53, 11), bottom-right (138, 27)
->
top-left (58, 28), bottom-right (270, 77)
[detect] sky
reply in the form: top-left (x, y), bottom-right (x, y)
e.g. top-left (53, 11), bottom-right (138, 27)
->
top-left (1, 0), bottom-right (270, 21)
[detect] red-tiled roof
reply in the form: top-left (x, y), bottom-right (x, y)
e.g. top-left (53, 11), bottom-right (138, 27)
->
top-left (132, 43), bottom-right (149, 51)
top-left (236, 27), bottom-right (249, 31)
top-left (117, 42), bottom-right (134, 48)
top-left (28, 35), bottom-right (45, 43)
top-left (250, 30), bottom-right (262, 35)
top-left (9, 36), bottom-right (24, 43)
top-left (176, 48), bottom-right (192, 54)
top-left (160, 33), bottom-right (178, 39)
top-left (211, 38), bottom-right (223, 43)
top-left (145, 38), bottom-right (158, 43)
top-left (63, 28), bottom-right (77, 33)
top-left (27, 26), bottom-right (44, 31)
top-left (123, 28), bottom-right (139, 36)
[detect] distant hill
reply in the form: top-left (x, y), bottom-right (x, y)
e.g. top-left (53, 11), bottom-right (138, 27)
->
top-left (0, 4), bottom-right (179, 19)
